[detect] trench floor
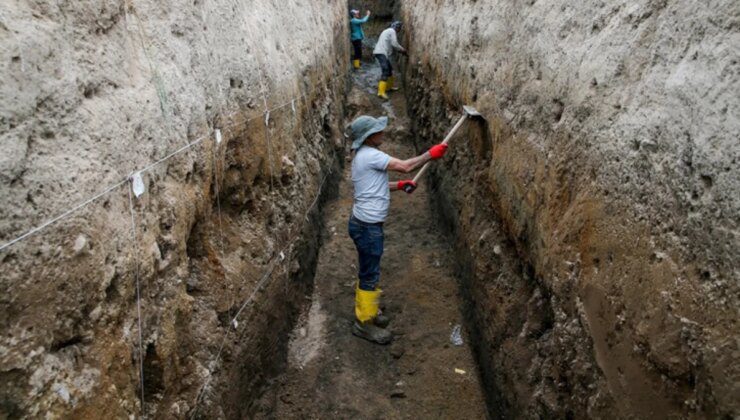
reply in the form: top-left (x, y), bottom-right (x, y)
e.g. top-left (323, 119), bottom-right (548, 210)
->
top-left (254, 61), bottom-right (487, 418)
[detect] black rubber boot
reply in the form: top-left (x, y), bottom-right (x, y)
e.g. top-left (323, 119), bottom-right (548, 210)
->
top-left (352, 320), bottom-right (393, 344)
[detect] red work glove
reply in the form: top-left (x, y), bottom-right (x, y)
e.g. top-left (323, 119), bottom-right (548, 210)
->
top-left (397, 180), bottom-right (417, 193)
top-left (428, 143), bottom-right (448, 160)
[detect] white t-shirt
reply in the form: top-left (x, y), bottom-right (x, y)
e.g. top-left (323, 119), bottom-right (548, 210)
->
top-left (373, 28), bottom-right (403, 58)
top-left (351, 146), bottom-right (391, 223)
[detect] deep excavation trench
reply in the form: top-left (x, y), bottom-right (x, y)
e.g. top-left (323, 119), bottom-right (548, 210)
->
top-left (1, 0), bottom-right (738, 418)
top-left (251, 52), bottom-right (488, 419)
top-left (253, 0), bottom-right (739, 418)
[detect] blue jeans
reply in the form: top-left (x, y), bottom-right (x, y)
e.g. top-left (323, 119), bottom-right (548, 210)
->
top-left (348, 215), bottom-right (384, 291)
top-left (375, 54), bottom-right (392, 80)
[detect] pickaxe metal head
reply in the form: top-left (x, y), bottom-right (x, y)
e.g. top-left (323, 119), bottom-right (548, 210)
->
top-left (462, 105), bottom-right (482, 118)
top-left (410, 105), bottom-right (484, 184)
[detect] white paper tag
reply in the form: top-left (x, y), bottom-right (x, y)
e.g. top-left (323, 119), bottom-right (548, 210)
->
top-left (279, 251), bottom-right (285, 261)
top-left (264, 111), bottom-right (270, 127)
top-left (232, 319), bottom-right (239, 329)
top-left (124, 9), bottom-right (137, 32)
top-left (131, 171), bottom-right (145, 198)
top-left (215, 128), bottom-right (222, 144)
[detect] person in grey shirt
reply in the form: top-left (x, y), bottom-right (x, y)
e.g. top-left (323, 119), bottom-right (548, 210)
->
top-left (373, 21), bottom-right (407, 99)
top-left (348, 115), bottom-right (448, 344)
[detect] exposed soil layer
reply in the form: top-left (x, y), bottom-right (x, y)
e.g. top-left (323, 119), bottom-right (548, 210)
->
top-left (0, 1), bottom-right (349, 418)
top-left (348, 0), bottom-right (396, 20)
top-left (399, 0), bottom-right (739, 418)
top-left (253, 61), bottom-right (488, 419)
top-left (2, 0), bottom-right (738, 418)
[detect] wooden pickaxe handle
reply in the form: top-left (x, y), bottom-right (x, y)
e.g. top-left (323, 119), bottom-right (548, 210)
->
top-left (403, 113), bottom-right (469, 192)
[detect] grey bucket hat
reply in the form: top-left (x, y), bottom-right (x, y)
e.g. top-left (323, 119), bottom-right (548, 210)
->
top-left (350, 115), bottom-right (388, 150)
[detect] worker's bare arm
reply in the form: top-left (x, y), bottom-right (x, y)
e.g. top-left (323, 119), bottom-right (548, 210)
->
top-left (386, 152), bottom-right (431, 174)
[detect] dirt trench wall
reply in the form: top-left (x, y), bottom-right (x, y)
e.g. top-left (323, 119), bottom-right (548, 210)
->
top-left (0, 1), bottom-right (348, 418)
top-left (348, 0), bottom-right (396, 19)
top-left (400, 0), bottom-right (739, 418)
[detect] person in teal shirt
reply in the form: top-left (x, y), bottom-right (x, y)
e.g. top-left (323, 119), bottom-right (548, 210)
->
top-left (350, 9), bottom-right (371, 69)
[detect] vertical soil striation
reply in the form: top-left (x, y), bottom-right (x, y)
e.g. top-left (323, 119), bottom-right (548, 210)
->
top-left (399, 0), bottom-right (739, 418)
top-left (0, 1), bottom-right (350, 418)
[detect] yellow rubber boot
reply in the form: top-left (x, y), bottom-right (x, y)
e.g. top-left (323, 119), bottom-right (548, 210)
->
top-left (355, 287), bottom-right (379, 322)
top-left (388, 76), bottom-right (399, 91)
top-left (353, 59), bottom-right (361, 69)
top-left (377, 80), bottom-right (389, 100)
top-left (353, 287), bottom-right (392, 344)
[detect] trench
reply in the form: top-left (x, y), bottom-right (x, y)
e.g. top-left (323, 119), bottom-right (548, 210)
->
top-left (214, 7), bottom-right (736, 419)
top-left (234, 9), bottom-right (513, 417)
top-left (248, 56), bottom-right (491, 419)
top-left (212, 8), bottom-right (526, 419)
top-left (2, 0), bottom-right (736, 418)
top-left (225, 8), bottom-right (647, 420)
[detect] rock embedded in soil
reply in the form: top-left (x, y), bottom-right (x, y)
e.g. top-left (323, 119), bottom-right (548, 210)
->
top-left (390, 345), bottom-right (405, 359)
top-left (390, 389), bottom-right (407, 399)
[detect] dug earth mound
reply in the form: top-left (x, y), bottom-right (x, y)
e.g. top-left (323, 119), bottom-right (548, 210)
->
top-left (400, 0), bottom-right (739, 418)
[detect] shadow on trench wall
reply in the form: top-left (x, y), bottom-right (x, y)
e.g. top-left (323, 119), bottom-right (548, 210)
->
top-left (417, 114), bottom-right (533, 419)
top-left (233, 155), bottom-right (344, 419)
top-left (400, 57), bottom-right (595, 419)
